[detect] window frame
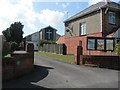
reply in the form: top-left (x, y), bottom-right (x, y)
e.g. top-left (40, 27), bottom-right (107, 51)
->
top-left (80, 22), bottom-right (86, 36)
top-left (108, 11), bottom-right (116, 25)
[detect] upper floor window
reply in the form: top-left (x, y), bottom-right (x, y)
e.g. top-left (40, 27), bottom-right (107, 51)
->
top-left (80, 22), bottom-right (86, 35)
top-left (108, 11), bottom-right (116, 24)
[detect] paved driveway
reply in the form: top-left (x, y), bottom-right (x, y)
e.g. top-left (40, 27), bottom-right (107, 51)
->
top-left (3, 54), bottom-right (119, 88)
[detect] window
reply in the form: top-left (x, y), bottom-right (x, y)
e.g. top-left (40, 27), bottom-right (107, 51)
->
top-left (97, 39), bottom-right (104, 50)
top-left (106, 39), bottom-right (114, 51)
top-left (87, 39), bottom-right (95, 50)
top-left (80, 22), bottom-right (86, 35)
top-left (108, 11), bottom-right (116, 24)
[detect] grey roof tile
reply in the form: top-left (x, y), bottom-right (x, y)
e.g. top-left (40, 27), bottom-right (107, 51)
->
top-left (64, 1), bottom-right (120, 23)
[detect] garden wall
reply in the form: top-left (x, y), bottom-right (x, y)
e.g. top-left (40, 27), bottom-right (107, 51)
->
top-left (79, 55), bottom-right (120, 70)
top-left (2, 43), bottom-right (34, 81)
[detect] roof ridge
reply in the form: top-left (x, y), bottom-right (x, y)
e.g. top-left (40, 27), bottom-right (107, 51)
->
top-left (40, 26), bottom-right (57, 31)
top-left (64, 1), bottom-right (120, 23)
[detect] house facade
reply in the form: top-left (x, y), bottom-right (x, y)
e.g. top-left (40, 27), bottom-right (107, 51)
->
top-left (25, 26), bottom-right (61, 50)
top-left (25, 31), bottom-right (39, 50)
top-left (57, 1), bottom-right (120, 55)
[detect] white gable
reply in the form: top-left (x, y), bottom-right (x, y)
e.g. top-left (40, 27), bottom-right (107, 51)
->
top-left (31, 32), bottom-right (39, 42)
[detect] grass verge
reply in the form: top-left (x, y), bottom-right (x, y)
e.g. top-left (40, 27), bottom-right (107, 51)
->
top-left (35, 52), bottom-right (74, 64)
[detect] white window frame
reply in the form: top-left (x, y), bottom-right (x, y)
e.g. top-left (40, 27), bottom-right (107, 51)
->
top-left (80, 22), bottom-right (86, 35)
top-left (108, 11), bottom-right (116, 24)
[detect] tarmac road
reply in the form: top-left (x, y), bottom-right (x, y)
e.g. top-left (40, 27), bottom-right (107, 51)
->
top-left (3, 54), bottom-right (119, 89)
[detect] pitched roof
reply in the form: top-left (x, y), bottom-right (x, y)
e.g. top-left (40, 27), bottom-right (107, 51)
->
top-left (40, 26), bottom-right (57, 31)
top-left (64, 1), bottom-right (120, 23)
top-left (24, 31), bottom-right (39, 39)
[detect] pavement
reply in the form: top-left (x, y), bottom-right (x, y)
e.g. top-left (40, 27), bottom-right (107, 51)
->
top-left (3, 54), bottom-right (119, 89)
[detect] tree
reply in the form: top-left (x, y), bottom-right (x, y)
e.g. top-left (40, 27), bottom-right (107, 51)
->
top-left (114, 42), bottom-right (120, 55)
top-left (2, 22), bottom-right (24, 44)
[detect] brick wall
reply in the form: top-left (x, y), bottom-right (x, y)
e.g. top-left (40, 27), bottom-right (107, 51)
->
top-left (2, 53), bottom-right (34, 81)
top-left (80, 55), bottom-right (120, 70)
top-left (2, 44), bottom-right (34, 81)
top-left (57, 32), bottom-right (102, 55)
top-left (57, 32), bottom-right (115, 55)
top-left (56, 36), bottom-right (65, 44)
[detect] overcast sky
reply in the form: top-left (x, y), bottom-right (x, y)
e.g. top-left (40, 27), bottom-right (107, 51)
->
top-left (0, 0), bottom-right (119, 37)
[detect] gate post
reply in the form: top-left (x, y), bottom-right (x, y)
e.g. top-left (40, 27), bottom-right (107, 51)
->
top-left (74, 41), bottom-right (83, 65)
top-left (26, 43), bottom-right (34, 63)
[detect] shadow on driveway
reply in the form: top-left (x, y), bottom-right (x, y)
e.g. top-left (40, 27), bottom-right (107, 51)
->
top-left (2, 65), bottom-right (54, 89)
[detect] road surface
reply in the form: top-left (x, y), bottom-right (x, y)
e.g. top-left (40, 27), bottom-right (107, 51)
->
top-left (3, 54), bottom-right (119, 88)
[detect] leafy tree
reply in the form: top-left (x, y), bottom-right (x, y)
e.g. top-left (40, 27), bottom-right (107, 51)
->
top-left (11, 42), bottom-right (19, 51)
top-left (2, 22), bottom-right (24, 44)
top-left (114, 42), bottom-right (120, 55)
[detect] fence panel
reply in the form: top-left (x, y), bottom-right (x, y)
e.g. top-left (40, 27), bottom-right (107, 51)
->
top-left (39, 44), bottom-right (67, 55)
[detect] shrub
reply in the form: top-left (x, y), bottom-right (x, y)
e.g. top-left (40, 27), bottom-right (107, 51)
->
top-left (38, 40), bottom-right (56, 49)
top-left (114, 42), bottom-right (120, 55)
top-left (10, 42), bottom-right (19, 51)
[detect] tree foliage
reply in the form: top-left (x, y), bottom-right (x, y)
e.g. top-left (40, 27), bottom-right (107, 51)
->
top-left (38, 40), bottom-right (56, 48)
top-left (2, 22), bottom-right (24, 44)
top-left (10, 42), bottom-right (19, 51)
top-left (114, 42), bottom-right (120, 55)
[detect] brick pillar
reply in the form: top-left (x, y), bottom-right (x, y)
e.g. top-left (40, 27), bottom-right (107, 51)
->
top-left (74, 41), bottom-right (83, 65)
top-left (26, 43), bottom-right (34, 53)
top-left (26, 43), bottom-right (34, 63)
top-left (23, 38), bottom-right (26, 51)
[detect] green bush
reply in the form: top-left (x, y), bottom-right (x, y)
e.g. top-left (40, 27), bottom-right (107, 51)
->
top-left (10, 42), bottom-right (19, 51)
top-left (38, 40), bottom-right (56, 49)
top-left (114, 42), bottom-right (120, 55)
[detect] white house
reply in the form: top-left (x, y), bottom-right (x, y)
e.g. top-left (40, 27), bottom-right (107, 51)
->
top-left (26, 31), bottom-right (39, 51)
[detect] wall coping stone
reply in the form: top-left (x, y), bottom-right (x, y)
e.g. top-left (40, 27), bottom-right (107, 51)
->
top-left (13, 51), bottom-right (27, 54)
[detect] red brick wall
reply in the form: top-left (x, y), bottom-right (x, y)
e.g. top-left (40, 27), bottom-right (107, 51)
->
top-left (57, 32), bottom-right (106, 55)
top-left (57, 32), bottom-right (114, 55)
top-left (56, 36), bottom-right (65, 44)
top-left (2, 53), bottom-right (34, 81)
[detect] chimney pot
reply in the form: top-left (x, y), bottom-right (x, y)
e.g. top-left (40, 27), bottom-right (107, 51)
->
top-left (104, 0), bottom-right (110, 4)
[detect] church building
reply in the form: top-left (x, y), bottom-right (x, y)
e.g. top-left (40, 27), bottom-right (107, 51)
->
top-left (25, 26), bottom-right (61, 50)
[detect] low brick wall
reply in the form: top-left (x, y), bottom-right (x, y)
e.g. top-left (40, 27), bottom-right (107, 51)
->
top-left (80, 55), bottom-right (120, 70)
top-left (2, 52), bottom-right (34, 81)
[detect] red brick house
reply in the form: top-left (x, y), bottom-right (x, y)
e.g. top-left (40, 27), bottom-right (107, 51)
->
top-left (57, 1), bottom-right (120, 55)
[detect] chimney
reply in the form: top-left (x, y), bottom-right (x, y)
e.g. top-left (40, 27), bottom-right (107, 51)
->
top-left (104, 0), bottom-right (110, 4)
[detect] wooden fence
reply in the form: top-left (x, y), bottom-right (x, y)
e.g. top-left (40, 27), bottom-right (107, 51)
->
top-left (39, 44), bottom-right (67, 55)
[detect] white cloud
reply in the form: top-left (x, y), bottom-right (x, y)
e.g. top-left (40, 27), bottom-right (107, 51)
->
top-left (38, 9), bottom-right (64, 27)
top-left (88, 0), bottom-right (117, 6)
top-left (0, 0), bottom-right (38, 36)
top-left (89, 0), bottom-right (103, 6)
top-left (56, 2), bottom-right (59, 5)
top-left (62, 3), bottom-right (70, 8)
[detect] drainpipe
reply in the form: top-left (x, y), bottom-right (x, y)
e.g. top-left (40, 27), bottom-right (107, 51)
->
top-left (100, 9), bottom-right (103, 33)
top-left (105, 7), bottom-right (109, 14)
